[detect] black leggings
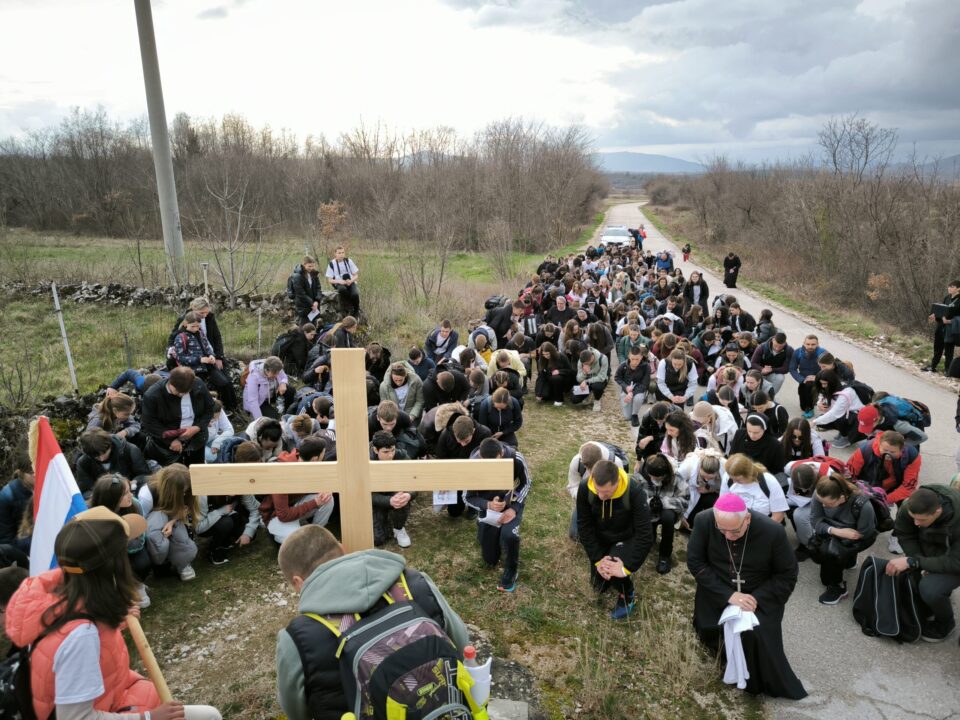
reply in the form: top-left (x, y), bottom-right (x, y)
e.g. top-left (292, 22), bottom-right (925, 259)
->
top-left (932, 324), bottom-right (955, 372)
top-left (337, 283), bottom-right (360, 316)
top-left (797, 380), bottom-right (818, 412)
top-left (200, 368), bottom-right (237, 409)
top-left (652, 509), bottom-right (678, 558)
top-left (199, 513), bottom-right (246, 554)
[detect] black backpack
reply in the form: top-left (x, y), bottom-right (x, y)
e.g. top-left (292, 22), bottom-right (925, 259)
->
top-left (852, 556), bottom-right (921, 643)
top-left (484, 294), bottom-right (510, 311)
top-left (286, 268), bottom-right (299, 300)
top-left (847, 379), bottom-right (875, 405)
top-left (271, 331), bottom-right (298, 360)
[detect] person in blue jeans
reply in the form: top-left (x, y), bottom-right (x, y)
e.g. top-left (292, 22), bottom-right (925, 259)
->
top-left (789, 335), bottom-right (827, 418)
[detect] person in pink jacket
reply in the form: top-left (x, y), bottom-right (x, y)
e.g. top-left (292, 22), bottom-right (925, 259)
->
top-left (242, 356), bottom-right (296, 419)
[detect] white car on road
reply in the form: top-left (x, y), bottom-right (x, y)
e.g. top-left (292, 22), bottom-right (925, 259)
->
top-left (599, 225), bottom-right (633, 247)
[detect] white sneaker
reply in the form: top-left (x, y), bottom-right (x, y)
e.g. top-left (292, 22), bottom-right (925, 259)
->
top-left (394, 527), bottom-right (412, 548)
top-left (136, 583), bottom-right (151, 609)
top-left (831, 436), bottom-right (851, 448)
top-left (553, 401), bottom-right (563, 407)
top-left (179, 563), bottom-right (197, 581)
top-left (592, 400), bottom-right (602, 412)
top-left (888, 535), bottom-right (903, 554)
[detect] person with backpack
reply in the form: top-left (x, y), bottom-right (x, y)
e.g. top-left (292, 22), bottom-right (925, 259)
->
top-left (566, 441), bottom-right (627, 540)
top-left (811, 369), bottom-right (865, 448)
top-left (289, 255), bottom-right (321, 325)
top-left (577, 459), bottom-right (654, 620)
top-left (170, 311), bottom-right (237, 410)
top-left (425, 320), bottom-right (460, 363)
top-left (808, 473), bottom-right (878, 605)
top-left (271, 323), bottom-right (317, 377)
top-left (857, 396), bottom-right (929, 447)
top-left (5, 506), bottom-right (222, 720)
top-left (847, 430), bottom-right (921, 555)
top-left (884, 485), bottom-right (960, 641)
top-left (166, 296), bottom-right (226, 373)
top-left (275, 524), bottom-right (474, 720)
top-left (721, 453), bottom-right (789, 523)
top-left (325, 245), bottom-right (360, 317)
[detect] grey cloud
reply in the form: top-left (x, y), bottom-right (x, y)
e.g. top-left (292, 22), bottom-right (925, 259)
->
top-left (197, 6), bottom-right (229, 20)
top-left (444, 0), bottom-right (960, 159)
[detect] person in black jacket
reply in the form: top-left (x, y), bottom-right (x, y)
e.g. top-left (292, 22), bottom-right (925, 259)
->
top-left (488, 301), bottom-right (524, 348)
top-left (729, 303), bottom-right (756, 334)
top-left (730, 413), bottom-right (786, 475)
top-left (923, 280), bottom-right (960, 374)
top-left (535, 341), bottom-right (574, 406)
top-left (272, 323), bottom-right (317, 377)
top-left (422, 369), bottom-right (469, 412)
top-left (288, 256), bottom-right (321, 324)
top-left (723, 252), bottom-right (742, 288)
top-left (615, 345), bottom-right (651, 426)
top-left (436, 410), bottom-right (492, 518)
top-left (141, 367), bottom-right (215, 467)
top-left (577, 459), bottom-right (654, 620)
top-left (0, 452), bottom-right (33, 555)
top-left (76, 430), bottom-right (152, 497)
top-left (682, 271), bottom-right (710, 315)
top-left (474, 387), bottom-right (523, 448)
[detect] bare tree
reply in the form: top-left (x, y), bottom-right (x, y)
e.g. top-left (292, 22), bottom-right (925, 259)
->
top-left (818, 114), bottom-right (898, 183)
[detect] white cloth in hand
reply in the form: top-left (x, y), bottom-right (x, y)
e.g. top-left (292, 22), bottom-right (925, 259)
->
top-left (719, 604), bottom-right (759, 690)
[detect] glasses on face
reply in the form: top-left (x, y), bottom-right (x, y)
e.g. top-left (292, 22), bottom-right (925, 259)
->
top-left (792, 433), bottom-right (803, 440)
top-left (715, 516), bottom-right (749, 535)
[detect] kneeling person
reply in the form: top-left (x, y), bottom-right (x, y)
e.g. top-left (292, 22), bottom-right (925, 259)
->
top-left (465, 437), bottom-right (532, 593)
top-left (276, 525), bottom-right (471, 720)
top-left (577, 459), bottom-right (654, 620)
top-left (370, 431), bottom-right (414, 548)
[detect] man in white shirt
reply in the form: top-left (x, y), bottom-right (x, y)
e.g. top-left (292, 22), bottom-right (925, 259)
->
top-left (325, 245), bottom-right (360, 317)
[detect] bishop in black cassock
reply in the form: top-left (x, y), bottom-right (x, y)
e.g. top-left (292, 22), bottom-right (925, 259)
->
top-left (687, 507), bottom-right (807, 699)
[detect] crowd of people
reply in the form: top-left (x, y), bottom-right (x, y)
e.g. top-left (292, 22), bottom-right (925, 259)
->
top-left (2, 232), bottom-right (959, 717)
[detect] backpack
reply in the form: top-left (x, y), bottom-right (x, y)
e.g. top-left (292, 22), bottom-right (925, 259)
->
top-left (484, 294), bottom-right (510, 311)
top-left (286, 269), bottom-right (299, 300)
top-left (577, 441), bottom-right (629, 477)
top-left (305, 579), bottom-right (481, 720)
top-left (271, 332), bottom-right (298, 360)
top-left (850, 481), bottom-right (895, 532)
top-left (846, 379), bottom-right (875, 405)
top-left (876, 396), bottom-right (932, 429)
top-left (852, 556), bottom-right (921, 643)
top-left (725, 475), bottom-right (771, 499)
top-left (799, 455), bottom-right (849, 478)
top-left (215, 435), bottom-right (248, 464)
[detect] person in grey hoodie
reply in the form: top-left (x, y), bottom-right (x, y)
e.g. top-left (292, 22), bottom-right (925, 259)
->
top-left (275, 526), bottom-right (469, 720)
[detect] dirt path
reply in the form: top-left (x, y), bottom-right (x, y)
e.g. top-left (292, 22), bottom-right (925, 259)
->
top-left (605, 201), bottom-right (960, 719)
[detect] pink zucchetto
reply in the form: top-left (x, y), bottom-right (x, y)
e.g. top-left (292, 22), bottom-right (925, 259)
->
top-left (714, 494), bottom-right (747, 513)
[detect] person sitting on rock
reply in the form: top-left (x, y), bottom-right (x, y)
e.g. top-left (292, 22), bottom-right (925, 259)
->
top-left (75, 428), bottom-right (152, 498)
top-left (140, 367), bottom-right (215, 468)
top-left (243, 355), bottom-right (297, 420)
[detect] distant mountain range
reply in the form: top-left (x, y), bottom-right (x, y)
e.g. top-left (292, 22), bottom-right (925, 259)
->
top-left (592, 151), bottom-right (704, 174)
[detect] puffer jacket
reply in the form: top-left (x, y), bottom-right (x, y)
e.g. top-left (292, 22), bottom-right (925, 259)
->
top-left (243, 359), bottom-right (290, 419)
top-left (172, 329), bottom-right (216, 370)
top-left (5, 569), bottom-right (160, 719)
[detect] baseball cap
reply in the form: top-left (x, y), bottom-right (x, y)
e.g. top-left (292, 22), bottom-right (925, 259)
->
top-left (857, 405), bottom-right (880, 434)
top-left (55, 506), bottom-right (147, 575)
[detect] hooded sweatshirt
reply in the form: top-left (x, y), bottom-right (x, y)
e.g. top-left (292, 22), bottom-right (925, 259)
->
top-left (576, 468), bottom-right (653, 573)
top-left (276, 550), bottom-right (469, 720)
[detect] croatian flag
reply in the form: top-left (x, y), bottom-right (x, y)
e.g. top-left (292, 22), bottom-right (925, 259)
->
top-left (29, 416), bottom-right (87, 576)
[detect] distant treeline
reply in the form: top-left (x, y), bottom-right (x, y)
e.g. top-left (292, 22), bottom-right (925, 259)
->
top-left (0, 108), bottom-right (608, 253)
top-left (645, 116), bottom-right (960, 329)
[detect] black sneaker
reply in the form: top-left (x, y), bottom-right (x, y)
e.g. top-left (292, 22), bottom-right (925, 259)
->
top-left (920, 365), bottom-right (934, 372)
top-left (209, 550), bottom-right (230, 566)
top-left (656, 557), bottom-right (672, 574)
top-left (795, 545), bottom-right (810, 562)
top-left (818, 583), bottom-right (848, 605)
top-left (921, 620), bottom-right (956, 642)
top-left (630, 415), bottom-right (640, 428)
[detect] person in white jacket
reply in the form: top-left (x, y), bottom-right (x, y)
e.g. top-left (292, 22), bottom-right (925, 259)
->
top-left (678, 449), bottom-right (726, 527)
top-left (205, 399), bottom-right (235, 463)
top-left (690, 401), bottom-right (738, 455)
top-left (811, 369), bottom-right (864, 448)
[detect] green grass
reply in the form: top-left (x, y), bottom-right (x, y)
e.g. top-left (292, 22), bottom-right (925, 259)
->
top-left (642, 206), bottom-right (931, 366)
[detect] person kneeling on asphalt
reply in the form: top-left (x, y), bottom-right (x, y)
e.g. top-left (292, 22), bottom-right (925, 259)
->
top-left (808, 473), bottom-right (878, 605)
top-left (577, 459), bottom-right (653, 620)
top-left (884, 485), bottom-right (960, 642)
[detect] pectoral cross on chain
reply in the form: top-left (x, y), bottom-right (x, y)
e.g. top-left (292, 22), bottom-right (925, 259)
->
top-left (733, 572), bottom-right (743, 593)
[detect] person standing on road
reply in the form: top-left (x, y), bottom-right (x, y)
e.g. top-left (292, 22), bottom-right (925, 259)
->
top-left (723, 252), bottom-right (742, 289)
top-left (922, 280), bottom-right (960, 375)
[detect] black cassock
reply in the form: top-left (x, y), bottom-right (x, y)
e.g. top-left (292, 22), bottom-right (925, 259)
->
top-left (686, 510), bottom-right (807, 699)
top-left (723, 254), bottom-right (741, 288)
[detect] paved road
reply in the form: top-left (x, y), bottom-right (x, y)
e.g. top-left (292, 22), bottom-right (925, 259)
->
top-left (603, 202), bottom-right (960, 720)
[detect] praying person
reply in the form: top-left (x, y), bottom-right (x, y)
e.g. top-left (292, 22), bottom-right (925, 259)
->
top-left (686, 493), bottom-right (806, 699)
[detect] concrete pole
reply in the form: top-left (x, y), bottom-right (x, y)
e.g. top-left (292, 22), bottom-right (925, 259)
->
top-left (134, 0), bottom-right (184, 287)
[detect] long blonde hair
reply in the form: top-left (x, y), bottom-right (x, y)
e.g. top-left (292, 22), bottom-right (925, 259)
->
top-left (150, 464), bottom-right (199, 523)
top-left (668, 348), bottom-right (688, 384)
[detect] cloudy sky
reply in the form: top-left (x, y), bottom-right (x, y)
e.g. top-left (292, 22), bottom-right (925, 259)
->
top-left (1, 0), bottom-right (958, 163)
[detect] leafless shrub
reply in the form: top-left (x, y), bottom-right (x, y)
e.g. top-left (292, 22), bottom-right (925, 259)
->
top-left (0, 345), bottom-right (47, 413)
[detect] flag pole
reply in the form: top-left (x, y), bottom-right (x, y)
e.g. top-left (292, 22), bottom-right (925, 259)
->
top-left (126, 614), bottom-right (174, 702)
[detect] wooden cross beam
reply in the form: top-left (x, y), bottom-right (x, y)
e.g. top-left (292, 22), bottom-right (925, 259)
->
top-left (190, 348), bottom-right (514, 552)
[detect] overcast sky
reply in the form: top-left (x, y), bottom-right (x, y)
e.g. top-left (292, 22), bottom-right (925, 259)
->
top-left (1, 0), bottom-right (957, 163)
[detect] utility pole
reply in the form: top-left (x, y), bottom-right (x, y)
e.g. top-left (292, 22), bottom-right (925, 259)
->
top-left (134, 0), bottom-right (184, 287)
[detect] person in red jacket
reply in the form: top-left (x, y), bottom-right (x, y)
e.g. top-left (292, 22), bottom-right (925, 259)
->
top-left (260, 437), bottom-right (335, 545)
top-left (5, 506), bottom-right (221, 720)
top-left (847, 430), bottom-right (921, 554)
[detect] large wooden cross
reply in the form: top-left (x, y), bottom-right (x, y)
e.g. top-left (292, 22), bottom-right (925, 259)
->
top-left (190, 348), bottom-right (513, 552)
